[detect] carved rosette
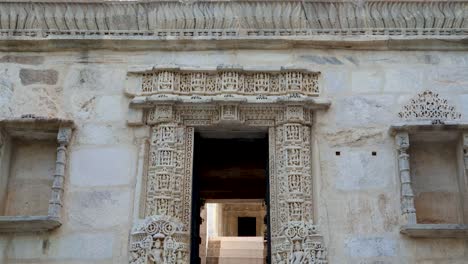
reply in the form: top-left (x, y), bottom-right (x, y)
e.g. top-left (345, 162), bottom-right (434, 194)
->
top-left (129, 216), bottom-right (189, 264)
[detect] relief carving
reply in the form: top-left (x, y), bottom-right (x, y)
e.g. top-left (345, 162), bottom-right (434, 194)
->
top-left (398, 90), bottom-right (461, 124)
top-left (130, 102), bottom-right (326, 263)
top-left (1, 1), bottom-right (467, 39)
top-left (141, 70), bottom-right (319, 96)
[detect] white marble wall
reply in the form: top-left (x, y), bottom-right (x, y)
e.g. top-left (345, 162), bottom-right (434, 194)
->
top-left (0, 49), bottom-right (467, 263)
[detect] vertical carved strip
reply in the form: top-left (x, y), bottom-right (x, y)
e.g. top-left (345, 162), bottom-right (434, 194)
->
top-left (270, 106), bottom-right (326, 264)
top-left (395, 132), bottom-right (416, 224)
top-left (131, 122), bottom-right (191, 264)
top-left (48, 126), bottom-right (72, 219)
top-left (182, 126), bottom-right (194, 232)
top-left (268, 126), bottom-right (278, 236)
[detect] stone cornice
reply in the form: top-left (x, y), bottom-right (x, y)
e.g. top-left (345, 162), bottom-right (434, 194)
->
top-left (0, 0), bottom-right (468, 50)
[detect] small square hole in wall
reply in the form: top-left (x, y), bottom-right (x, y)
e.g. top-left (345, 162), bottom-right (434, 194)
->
top-left (372, 151), bottom-right (377, 156)
top-left (335, 151), bottom-right (340, 156)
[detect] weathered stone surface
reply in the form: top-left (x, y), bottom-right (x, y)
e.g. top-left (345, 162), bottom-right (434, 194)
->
top-left (334, 147), bottom-right (393, 191)
top-left (345, 236), bottom-right (397, 258)
top-left (415, 192), bottom-right (461, 224)
top-left (0, 75), bottom-right (13, 116)
top-left (0, 55), bottom-right (44, 65)
top-left (334, 95), bottom-right (397, 127)
top-left (47, 233), bottom-right (114, 260)
top-left (68, 189), bottom-right (132, 229)
top-left (75, 123), bottom-right (133, 146)
top-left (352, 69), bottom-right (383, 93)
top-left (19, 69), bottom-right (58, 86)
top-left (94, 96), bottom-right (125, 122)
top-left (70, 146), bottom-right (136, 187)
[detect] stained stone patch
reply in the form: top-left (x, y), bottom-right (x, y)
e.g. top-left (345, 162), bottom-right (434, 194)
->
top-left (68, 189), bottom-right (132, 229)
top-left (19, 69), bottom-right (58, 86)
top-left (0, 55), bottom-right (44, 65)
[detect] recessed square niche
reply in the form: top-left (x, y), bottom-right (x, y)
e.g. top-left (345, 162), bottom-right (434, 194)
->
top-left (409, 133), bottom-right (463, 225)
top-left (391, 124), bottom-right (468, 238)
top-left (2, 139), bottom-right (57, 216)
top-left (0, 117), bottom-right (73, 232)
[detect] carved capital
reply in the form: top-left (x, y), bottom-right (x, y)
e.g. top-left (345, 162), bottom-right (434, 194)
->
top-left (57, 127), bottom-right (72, 145)
top-left (395, 132), bottom-right (410, 151)
top-left (285, 105), bottom-right (305, 123)
top-left (219, 104), bottom-right (240, 123)
top-left (147, 105), bottom-right (175, 125)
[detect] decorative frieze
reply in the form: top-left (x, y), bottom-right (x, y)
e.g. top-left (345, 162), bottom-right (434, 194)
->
top-left (141, 70), bottom-right (319, 96)
top-left (0, 1), bottom-right (467, 39)
top-left (398, 90), bottom-right (461, 124)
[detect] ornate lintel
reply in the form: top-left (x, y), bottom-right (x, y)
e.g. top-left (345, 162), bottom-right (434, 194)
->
top-left (137, 68), bottom-right (320, 97)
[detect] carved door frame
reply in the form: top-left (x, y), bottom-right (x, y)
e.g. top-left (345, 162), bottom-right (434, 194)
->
top-left (129, 102), bottom-right (327, 264)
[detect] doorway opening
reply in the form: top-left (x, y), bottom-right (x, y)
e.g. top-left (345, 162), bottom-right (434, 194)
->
top-left (190, 128), bottom-right (270, 264)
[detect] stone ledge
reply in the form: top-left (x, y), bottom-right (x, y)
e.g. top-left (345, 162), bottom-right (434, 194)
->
top-left (400, 224), bottom-right (468, 238)
top-left (1, 1), bottom-right (468, 51)
top-left (389, 122), bottom-right (468, 136)
top-left (0, 215), bottom-right (61, 233)
top-left (129, 95), bottom-right (332, 110)
top-left (1, 37), bottom-right (468, 52)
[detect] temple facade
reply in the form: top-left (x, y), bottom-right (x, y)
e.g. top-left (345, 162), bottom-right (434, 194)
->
top-left (0, 0), bottom-right (468, 263)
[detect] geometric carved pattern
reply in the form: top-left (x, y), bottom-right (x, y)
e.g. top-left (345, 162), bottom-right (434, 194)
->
top-left (130, 125), bottom-right (193, 264)
top-left (398, 90), bottom-right (461, 124)
top-left (270, 122), bottom-right (327, 263)
top-left (142, 70), bottom-right (319, 96)
top-left (146, 124), bottom-right (193, 228)
top-left (131, 103), bottom-right (326, 263)
top-left (1, 1), bottom-right (468, 39)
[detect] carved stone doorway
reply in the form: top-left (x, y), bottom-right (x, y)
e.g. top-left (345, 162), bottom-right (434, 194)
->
top-left (129, 103), bottom-right (328, 264)
top-left (191, 129), bottom-right (270, 264)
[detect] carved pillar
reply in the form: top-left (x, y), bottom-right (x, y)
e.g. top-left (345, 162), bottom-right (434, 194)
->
top-left (130, 105), bottom-right (194, 264)
top-left (270, 105), bottom-right (326, 264)
top-left (395, 132), bottom-right (416, 224)
top-left (48, 126), bottom-right (72, 219)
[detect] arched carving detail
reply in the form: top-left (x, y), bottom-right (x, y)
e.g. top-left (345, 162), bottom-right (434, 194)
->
top-left (398, 90), bottom-right (461, 124)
